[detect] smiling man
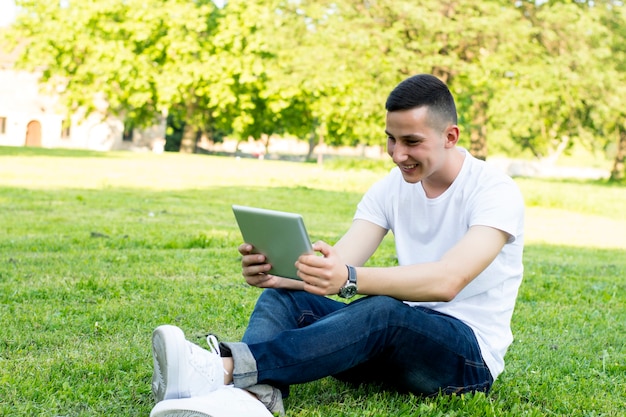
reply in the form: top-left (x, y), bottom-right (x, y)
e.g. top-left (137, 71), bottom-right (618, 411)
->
top-left (149, 74), bottom-right (525, 417)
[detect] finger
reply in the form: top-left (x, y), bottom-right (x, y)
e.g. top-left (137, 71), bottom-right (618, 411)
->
top-left (242, 253), bottom-right (266, 267)
top-left (312, 240), bottom-right (332, 256)
top-left (246, 273), bottom-right (286, 289)
top-left (245, 274), bottom-right (270, 287)
top-left (299, 261), bottom-right (334, 283)
top-left (243, 262), bottom-right (271, 277)
top-left (238, 243), bottom-right (253, 255)
top-left (297, 253), bottom-right (328, 269)
top-left (299, 269), bottom-right (332, 290)
top-left (302, 278), bottom-right (332, 296)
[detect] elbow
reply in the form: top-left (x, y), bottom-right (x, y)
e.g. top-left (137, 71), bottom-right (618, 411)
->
top-left (438, 275), bottom-right (471, 302)
top-left (438, 287), bottom-right (458, 302)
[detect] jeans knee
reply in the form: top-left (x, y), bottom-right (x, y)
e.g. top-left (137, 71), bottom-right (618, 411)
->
top-left (257, 288), bottom-right (286, 302)
top-left (352, 296), bottom-right (407, 315)
top-left (257, 288), bottom-right (313, 305)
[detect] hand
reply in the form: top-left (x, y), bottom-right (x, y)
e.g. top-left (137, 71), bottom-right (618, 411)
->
top-left (238, 243), bottom-right (304, 290)
top-left (296, 241), bottom-right (349, 296)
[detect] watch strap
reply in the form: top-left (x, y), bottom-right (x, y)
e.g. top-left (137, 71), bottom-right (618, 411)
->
top-left (346, 265), bottom-right (357, 285)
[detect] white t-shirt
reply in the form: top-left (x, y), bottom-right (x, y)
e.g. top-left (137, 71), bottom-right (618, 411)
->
top-left (354, 147), bottom-right (524, 380)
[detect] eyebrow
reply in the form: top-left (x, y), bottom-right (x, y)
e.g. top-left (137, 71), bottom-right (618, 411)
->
top-left (384, 131), bottom-right (427, 140)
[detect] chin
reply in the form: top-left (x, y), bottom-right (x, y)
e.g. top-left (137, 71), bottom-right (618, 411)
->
top-left (400, 173), bottom-right (422, 184)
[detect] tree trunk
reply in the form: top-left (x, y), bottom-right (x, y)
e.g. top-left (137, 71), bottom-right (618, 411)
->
top-left (469, 101), bottom-right (488, 161)
top-left (261, 133), bottom-right (271, 155)
top-left (179, 124), bottom-right (197, 154)
top-left (610, 125), bottom-right (626, 181)
top-left (316, 131), bottom-right (325, 166)
top-left (306, 131), bottom-right (316, 161)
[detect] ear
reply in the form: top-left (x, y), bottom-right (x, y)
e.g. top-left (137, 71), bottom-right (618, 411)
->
top-left (443, 125), bottom-right (460, 148)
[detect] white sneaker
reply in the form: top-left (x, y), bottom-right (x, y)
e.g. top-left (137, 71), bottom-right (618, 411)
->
top-left (152, 325), bottom-right (226, 402)
top-left (149, 385), bottom-right (274, 417)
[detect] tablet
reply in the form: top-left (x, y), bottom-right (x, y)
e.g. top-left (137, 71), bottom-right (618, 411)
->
top-left (232, 205), bottom-right (314, 280)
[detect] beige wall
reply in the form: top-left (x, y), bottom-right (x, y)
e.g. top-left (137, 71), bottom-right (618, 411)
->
top-left (0, 67), bottom-right (165, 151)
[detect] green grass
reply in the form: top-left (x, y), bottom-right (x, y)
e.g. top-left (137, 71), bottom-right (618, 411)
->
top-left (0, 146), bottom-right (625, 416)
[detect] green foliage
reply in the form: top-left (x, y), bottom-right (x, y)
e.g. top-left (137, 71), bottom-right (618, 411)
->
top-left (6, 0), bottom-right (223, 130)
top-left (488, 1), bottom-right (618, 161)
top-left (2, 0), bottom-right (624, 175)
top-left (0, 149), bottom-right (625, 416)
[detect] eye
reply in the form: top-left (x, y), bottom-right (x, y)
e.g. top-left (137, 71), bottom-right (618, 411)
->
top-left (406, 138), bottom-right (423, 146)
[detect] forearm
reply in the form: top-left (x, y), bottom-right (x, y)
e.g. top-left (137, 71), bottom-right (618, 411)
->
top-left (355, 226), bottom-right (508, 302)
top-left (355, 262), bottom-right (464, 302)
top-left (275, 277), bottom-right (306, 291)
top-left (333, 219), bottom-right (388, 267)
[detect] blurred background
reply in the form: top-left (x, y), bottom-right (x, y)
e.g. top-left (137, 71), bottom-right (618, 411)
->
top-left (0, 0), bottom-right (624, 181)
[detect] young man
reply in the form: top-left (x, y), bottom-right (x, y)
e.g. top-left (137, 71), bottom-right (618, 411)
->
top-left (149, 74), bottom-right (525, 417)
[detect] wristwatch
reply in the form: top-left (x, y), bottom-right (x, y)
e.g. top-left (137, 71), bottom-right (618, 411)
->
top-left (338, 265), bottom-right (358, 299)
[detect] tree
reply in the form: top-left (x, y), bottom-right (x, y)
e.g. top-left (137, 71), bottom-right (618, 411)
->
top-left (595, 1), bottom-right (626, 181)
top-left (489, 0), bottom-right (622, 167)
top-left (257, 0), bottom-right (390, 157)
top-left (294, 0), bottom-right (542, 159)
top-left (5, 0), bottom-right (626, 174)
top-left (6, 0), bottom-right (224, 152)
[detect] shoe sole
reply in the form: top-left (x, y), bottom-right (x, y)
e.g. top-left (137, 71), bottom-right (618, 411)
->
top-left (149, 386), bottom-right (274, 417)
top-left (151, 410), bottom-right (213, 417)
top-left (152, 325), bottom-right (188, 402)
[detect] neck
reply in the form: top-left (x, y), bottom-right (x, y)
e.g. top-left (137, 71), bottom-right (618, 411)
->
top-left (421, 148), bottom-right (465, 198)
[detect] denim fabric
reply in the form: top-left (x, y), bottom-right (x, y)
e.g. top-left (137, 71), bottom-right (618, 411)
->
top-left (237, 289), bottom-right (493, 398)
top-left (224, 342), bottom-right (285, 415)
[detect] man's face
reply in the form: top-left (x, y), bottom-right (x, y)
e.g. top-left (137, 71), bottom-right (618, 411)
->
top-left (385, 106), bottom-right (449, 184)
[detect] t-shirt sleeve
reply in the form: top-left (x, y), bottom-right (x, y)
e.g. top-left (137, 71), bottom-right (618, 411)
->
top-left (469, 178), bottom-right (525, 244)
top-left (353, 171), bottom-right (396, 231)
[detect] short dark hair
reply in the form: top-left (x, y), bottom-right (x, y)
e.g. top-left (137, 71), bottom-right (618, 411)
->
top-left (385, 74), bottom-right (458, 127)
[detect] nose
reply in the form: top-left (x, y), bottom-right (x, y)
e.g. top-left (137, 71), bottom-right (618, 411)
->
top-left (388, 141), bottom-right (408, 163)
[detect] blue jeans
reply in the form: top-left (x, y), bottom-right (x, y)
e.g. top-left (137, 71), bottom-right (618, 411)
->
top-left (225, 289), bottom-right (492, 407)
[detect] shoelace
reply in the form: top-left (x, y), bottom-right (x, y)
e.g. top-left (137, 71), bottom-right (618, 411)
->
top-left (206, 334), bottom-right (229, 375)
top-left (206, 334), bottom-right (221, 355)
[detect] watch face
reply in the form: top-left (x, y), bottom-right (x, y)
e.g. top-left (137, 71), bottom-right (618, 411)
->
top-left (341, 284), bottom-right (357, 298)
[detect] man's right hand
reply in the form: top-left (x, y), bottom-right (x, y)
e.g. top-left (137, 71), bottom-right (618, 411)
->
top-left (238, 243), bottom-right (305, 290)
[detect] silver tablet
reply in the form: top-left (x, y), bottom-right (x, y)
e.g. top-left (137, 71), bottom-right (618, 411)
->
top-left (232, 205), bottom-right (314, 280)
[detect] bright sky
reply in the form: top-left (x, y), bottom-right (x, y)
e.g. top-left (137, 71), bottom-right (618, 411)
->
top-left (0, 0), bottom-right (17, 27)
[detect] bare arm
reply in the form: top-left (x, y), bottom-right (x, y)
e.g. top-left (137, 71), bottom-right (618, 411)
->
top-left (356, 225), bottom-right (509, 301)
top-left (333, 219), bottom-right (388, 266)
top-left (240, 219), bottom-right (386, 292)
top-left (297, 225), bottom-right (509, 302)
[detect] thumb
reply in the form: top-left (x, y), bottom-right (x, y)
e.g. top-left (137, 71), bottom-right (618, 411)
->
top-left (312, 240), bottom-right (333, 257)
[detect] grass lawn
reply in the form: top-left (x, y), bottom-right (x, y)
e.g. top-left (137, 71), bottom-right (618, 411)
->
top-left (0, 146), bottom-right (624, 416)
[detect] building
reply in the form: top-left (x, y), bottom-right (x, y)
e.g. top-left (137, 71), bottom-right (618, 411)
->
top-left (0, 43), bottom-right (166, 152)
